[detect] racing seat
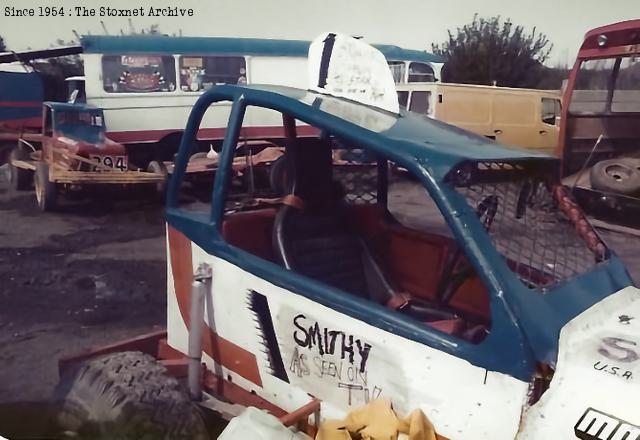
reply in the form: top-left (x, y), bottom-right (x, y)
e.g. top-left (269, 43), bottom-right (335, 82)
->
top-left (272, 139), bottom-right (458, 323)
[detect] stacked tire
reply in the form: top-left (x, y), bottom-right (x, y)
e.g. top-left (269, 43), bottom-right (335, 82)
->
top-left (54, 351), bottom-right (209, 440)
top-left (590, 158), bottom-right (640, 196)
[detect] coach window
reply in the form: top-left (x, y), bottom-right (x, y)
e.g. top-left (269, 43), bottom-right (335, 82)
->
top-left (388, 61), bottom-right (406, 83)
top-left (102, 55), bottom-right (176, 93)
top-left (408, 62), bottom-right (435, 82)
top-left (179, 56), bottom-right (247, 92)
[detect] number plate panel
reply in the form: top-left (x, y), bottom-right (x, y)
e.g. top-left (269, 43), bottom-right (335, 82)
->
top-left (90, 155), bottom-right (128, 172)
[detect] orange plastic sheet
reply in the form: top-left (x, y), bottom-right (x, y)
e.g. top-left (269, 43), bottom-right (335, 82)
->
top-left (316, 399), bottom-right (438, 440)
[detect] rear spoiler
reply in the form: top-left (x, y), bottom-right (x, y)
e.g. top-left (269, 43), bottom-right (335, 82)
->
top-left (0, 46), bottom-right (83, 64)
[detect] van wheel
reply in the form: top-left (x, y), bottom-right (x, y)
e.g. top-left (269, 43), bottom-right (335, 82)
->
top-left (9, 147), bottom-right (34, 191)
top-left (34, 163), bottom-right (58, 211)
top-left (54, 351), bottom-right (209, 440)
top-left (590, 158), bottom-right (640, 196)
top-left (147, 160), bottom-right (168, 202)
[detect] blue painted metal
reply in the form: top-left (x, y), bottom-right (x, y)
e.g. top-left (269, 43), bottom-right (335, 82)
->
top-left (166, 83), bottom-right (634, 381)
top-left (45, 102), bottom-right (106, 144)
top-left (43, 101), bottom-right (101, 113)
top-left (81, 35), bottom-right (445, 64)
top-left (0, 71), bottom-right (43, 123)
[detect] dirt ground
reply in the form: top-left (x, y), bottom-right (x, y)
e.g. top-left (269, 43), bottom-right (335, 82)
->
top-left (0, 166), bottom-right (168, 437)
top-left (0, 167), bottom-right (639, 438)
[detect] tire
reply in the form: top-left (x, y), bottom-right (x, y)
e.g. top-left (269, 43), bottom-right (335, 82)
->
top-left (9, 147), bottom-right (34, 191)
top-left (34, 162), bottom-right (58, 211)
top-left (590, 158), bottom-right (640, 196)
top-left (269, 155), bottom-right (291, 195)
top-left (147, 160), bottom-right (168, 202)
top-left (621, 157), bottom-right (640, 169)
top-left (54, 351), bottom-right (209, 440)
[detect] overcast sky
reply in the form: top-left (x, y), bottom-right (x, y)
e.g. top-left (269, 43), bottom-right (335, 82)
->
top-left (1, 0), bottom-right (638, 65)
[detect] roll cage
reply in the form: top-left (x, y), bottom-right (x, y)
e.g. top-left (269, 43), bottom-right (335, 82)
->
top-left (166, 84), bottom-right (633, 380)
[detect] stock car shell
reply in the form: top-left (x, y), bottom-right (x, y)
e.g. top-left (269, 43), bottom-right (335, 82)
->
top-left (47, 133), bottom-right (125, 168)
top-left (43, 102), bottom-right (126, 170)
top-left (164, 84), bottom-right (638, 439)
top-left (520, 286), bottom-right (640, 439)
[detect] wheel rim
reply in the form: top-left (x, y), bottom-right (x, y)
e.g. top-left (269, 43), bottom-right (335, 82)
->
top-left (604, 164), bottom-right (632, 182)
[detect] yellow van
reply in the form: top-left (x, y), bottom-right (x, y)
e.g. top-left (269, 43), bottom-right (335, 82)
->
top-left (396, 82), bottom-right (562, 155)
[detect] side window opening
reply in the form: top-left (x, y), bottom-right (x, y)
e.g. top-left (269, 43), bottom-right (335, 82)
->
top-left (541, 98), bottom-right (561, 125)
top-left (172, 101), bottom-right (236, 212)
top-left (218, 106), bottom-right (491, 344)
top-left (449, 161), bottom-right (608, 291)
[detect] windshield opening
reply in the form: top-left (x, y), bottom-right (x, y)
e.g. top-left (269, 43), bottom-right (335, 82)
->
top-left (55, 111), bottom-right (103, 127)
top-left (569, 55), bottom-right (640, 114)
top-left (54, 111), bottom-right (104, 142)
top-left (448, 161), bottom-right (608, 291)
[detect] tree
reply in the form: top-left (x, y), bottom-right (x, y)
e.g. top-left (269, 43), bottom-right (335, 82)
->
top-left (432, 15), bottom-right (553, 88)
top-left (0, 35), bottom-right (6, 52)
top-left (48, 38), bottom-right (84, 77)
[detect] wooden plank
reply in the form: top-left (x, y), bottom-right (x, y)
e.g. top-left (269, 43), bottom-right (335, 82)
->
top-left (50, 170), bottom-right (165, 184)
top-left (58, 330), bottom-right (167, 375)
top-left (9, 159), bottom-right (36, 171)
top-left (591, 218), bottom-right (640, 237)
top-left (0, 133), bottom-right (42, 142)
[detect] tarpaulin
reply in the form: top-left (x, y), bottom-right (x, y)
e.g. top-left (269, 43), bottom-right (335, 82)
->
top-left (316, 399), bottom-right (438, 440)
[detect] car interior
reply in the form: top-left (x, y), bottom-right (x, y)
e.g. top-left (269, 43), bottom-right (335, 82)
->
top-left (219, 115), bottom-right (492, 343)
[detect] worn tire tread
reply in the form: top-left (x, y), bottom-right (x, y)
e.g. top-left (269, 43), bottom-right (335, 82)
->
top-left (54, 351), bottom-right (209, 440)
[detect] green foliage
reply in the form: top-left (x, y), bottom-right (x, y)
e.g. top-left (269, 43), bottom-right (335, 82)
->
top-left (432, 15), bottom-right (553, 88)
top-left (536, 65), bottom-right (571, 90)
top-left (49, 38), bottom-right (84, 77)
top-left (142, 24), bottom-right (162, 35)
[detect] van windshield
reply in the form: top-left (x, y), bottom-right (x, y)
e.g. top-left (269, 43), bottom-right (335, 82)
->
top-left (569, 55), bottom-right (640, 114)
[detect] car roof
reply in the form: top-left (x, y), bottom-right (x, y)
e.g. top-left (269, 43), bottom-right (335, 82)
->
top-left (208, 83), bottom-right (555, 180)
top-left (580, 19), bottom-right (640, 52)
top-left (81, 35), bottom-right (444, 65)
top-left (43, 102), bottom-right (101, 113)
